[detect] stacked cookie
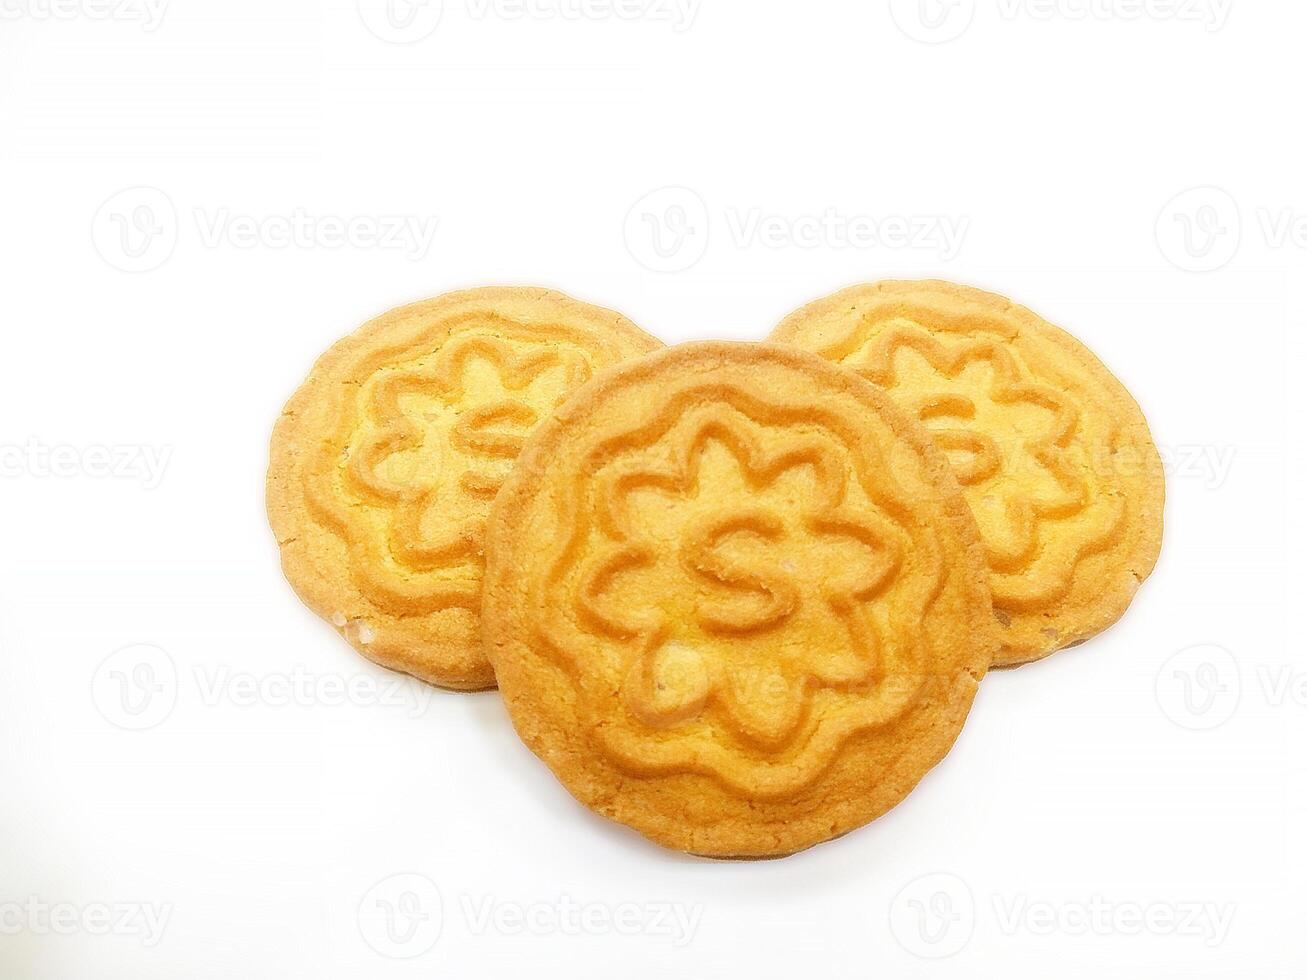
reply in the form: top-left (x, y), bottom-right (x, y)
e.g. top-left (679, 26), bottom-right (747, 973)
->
top-left (268, 282), bottom-right (1163, 858)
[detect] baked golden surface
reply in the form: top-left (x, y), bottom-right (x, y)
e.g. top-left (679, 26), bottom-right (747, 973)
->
top-left (771, 280), bottom-right (1164, 665)
top-left (483, 342), bottom-right (995, 856)
top-left (267, 287), bottom-right (661, 690)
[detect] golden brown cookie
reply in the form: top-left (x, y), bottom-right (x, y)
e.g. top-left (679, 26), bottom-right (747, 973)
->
top-left (267, 287), bottom-right (662, 690)
top-left (483, 342), bottom-right (996, 857)
top-left (770, 280), bottom-right (1164, 666)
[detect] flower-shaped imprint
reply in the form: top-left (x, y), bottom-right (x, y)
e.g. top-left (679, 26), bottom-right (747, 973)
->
top-left (577, 410), bottom-right (905, 752)
top-left (483, 343), bottom-right (995, 857)
top-left (771, 280), bottom-right (1164, 666)
top-left (267, 287), bottom-right (661, 689)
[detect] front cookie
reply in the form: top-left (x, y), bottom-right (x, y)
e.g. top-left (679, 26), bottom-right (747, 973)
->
top-left (267, 287), bottom-right (662, 690)
top-left (770, 280), bottom-right (1164, 666)
top-left (483, 342), bottom-right (995, 857)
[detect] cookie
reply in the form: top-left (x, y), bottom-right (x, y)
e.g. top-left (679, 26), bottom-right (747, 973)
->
top-left (770, 280), bottom-right (1164, 666)
top-left (483, 342), bottom-right (995, 857)
top-left (267, 287), bottom-right (662, 690)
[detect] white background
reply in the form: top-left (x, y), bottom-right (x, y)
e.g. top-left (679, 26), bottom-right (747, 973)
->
top-left (1, 1), bottom-right (1303, 977)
